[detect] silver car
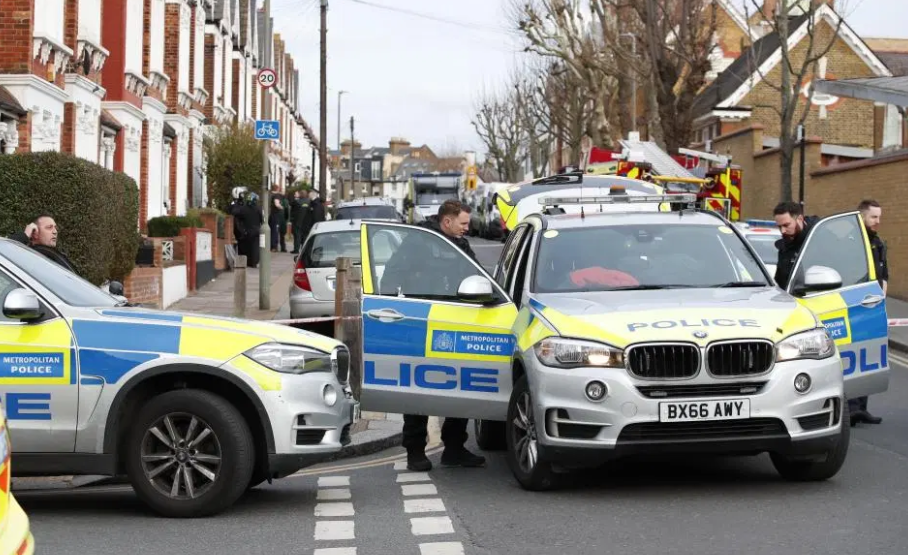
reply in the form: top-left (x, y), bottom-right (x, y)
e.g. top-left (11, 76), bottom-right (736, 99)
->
top-left (734, 221), bottom-right (782, 277)
top-left (334, 197), bottom-right (407, 223)
top-left (352, 192), bottom-right (889, 491)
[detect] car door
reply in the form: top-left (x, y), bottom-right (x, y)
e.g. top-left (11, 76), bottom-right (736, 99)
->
top-left (358, 222), bottom-right (519, 421)
top-left (787, 211), bottom-right (889, 399)
top-left (0, 265), bottom-right (78, 452)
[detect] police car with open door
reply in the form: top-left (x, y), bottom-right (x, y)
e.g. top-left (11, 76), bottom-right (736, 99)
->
top-left (354, 192), bottom-right (889, 490)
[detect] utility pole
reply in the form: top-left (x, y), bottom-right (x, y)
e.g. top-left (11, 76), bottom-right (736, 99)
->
top-left (319, 0), bottom-right (328, 202)
top-left (337, 90), bottom-right (347, 154)
top-left (259, 0), bottom-right (272, 310)
top-left (349, 115), bottom-right (355, 195)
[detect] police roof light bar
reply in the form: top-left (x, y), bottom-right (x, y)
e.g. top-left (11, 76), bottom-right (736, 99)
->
top-left (536, 193), bottom-right (698, 206)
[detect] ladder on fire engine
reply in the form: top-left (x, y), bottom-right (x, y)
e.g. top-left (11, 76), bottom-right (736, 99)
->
top-left (618, 132), bottom-right (698, 179)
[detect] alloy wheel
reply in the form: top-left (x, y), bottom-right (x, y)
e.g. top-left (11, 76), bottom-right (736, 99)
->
top-left (140, 412), bottom-right (223, 500)
top-left (511, 391), bottom-right (538, 474)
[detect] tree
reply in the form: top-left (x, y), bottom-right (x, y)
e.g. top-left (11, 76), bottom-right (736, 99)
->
top-left (471, 82), bottom-right (525, 182)
top-left (204, 122), bottom-right (264, 211)
top-left (740, 0), bottom-right (848, 202)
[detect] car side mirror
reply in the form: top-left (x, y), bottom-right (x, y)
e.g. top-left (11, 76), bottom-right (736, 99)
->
top-left (792, 265), bottom-right (842, 296)
top-left (3, 288), bottom-right (44, 321)
top-left (457, 275), bottom-right (495, 304)
top-left (109, 280), bottom-right (125, 296)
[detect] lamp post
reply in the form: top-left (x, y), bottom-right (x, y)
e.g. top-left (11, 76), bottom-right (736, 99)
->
top-left (337, 90), bottom-right (347, 154)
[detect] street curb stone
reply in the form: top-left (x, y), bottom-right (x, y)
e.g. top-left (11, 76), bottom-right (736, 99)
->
top-left (890, 338), bottom-right (908, 355)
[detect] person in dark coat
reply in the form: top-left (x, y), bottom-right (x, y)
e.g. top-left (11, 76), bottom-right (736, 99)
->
top-left (289, 190), bottom-right (308, 254)
top-left (230, 189), bottom-right (263, 268)
top-left (8, 213), bottom-right (77, 273)
top-left (772, 201), bottom-right (820, 290)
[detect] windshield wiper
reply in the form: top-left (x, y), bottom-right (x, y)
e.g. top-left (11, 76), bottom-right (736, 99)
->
top-left (713, 281), bottom-right (769, 288)
top-left (605, 284), bottom-right (695, 291)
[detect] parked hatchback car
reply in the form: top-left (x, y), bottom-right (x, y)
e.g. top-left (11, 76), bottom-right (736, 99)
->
top-left (334, 197), bottom-right (407, 223)
top-left (735, 221), bottom-right (782, 277)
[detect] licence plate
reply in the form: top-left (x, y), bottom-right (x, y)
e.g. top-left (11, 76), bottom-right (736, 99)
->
top-left (658, 399), bottom-right (750, 422)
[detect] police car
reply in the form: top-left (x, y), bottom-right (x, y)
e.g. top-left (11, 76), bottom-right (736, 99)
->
top-left (353, 192), bottom-right (889, 490)
top-left (0, 401), bottom-right (34, 555)
top-left (0, 237), bottom-right (358, 517)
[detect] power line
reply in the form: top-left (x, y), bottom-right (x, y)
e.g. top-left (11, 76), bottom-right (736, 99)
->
top-left (345, 0), bottom-right (515, 35)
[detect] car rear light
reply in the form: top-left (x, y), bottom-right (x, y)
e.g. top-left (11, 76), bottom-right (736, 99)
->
top-left (294, 257), bottom-right (311, 291)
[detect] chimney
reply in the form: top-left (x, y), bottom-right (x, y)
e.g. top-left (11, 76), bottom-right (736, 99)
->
top-left (389, 136), bottom-right (411, 155)
top-left (340, 139), bottom-right (361, 157)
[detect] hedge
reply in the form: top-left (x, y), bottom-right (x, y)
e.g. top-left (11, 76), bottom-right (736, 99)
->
top-left (0, 152), bottom-right (140, 285)
top-left (146, 214), bottom-right (204, 238)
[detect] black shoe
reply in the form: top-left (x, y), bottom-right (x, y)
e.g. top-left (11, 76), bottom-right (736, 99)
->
top-left (864, 413), bottom-right (883, 424)
top-left (407, 451), bottom-right (432, 472)
top-left (851, 409), bottom-right (868, 426)
top-left (440, 447), bottom-right (486, 468)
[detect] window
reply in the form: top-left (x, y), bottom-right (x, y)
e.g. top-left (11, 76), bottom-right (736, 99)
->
top-left (0, 267), bottom-right (22, 323)
top-left (532, 223), bottom-right (767, 293)
top-left (791, 214), bottom-right (869, 290)
top-left (0, 241), bottom-right (119, 307)
top-left (335, 205), bottom-right (398, 221)
top-left (303, 229), bottom-right (399, 268)
top-left (495, 225), bottom-right (529, 289)
top-left (745, 234), bottom-right (779, 265)
top-left (368, 226), bottom-right (496, 302)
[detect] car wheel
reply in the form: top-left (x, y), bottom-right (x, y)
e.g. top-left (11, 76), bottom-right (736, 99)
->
top-left (474, 419), bottom-right (506, 451)
top-left (770, 400), bottom-right (850, 482)
top-left (125, 389), bottom-right (255, 518)
top-left (505, 375), bottom-right (556, 490)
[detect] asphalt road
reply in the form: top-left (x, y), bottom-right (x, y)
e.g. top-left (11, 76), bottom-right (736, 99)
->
top-left (469, 235), bottom-right (506, 273)
top-left (15, 238), bottom-right (908, 554)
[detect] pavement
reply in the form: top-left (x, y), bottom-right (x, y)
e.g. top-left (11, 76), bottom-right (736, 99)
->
top-left (886, 296), bottom-right (908, 354)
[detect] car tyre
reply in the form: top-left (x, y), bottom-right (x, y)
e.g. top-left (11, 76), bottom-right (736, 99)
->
top-left (474, 419), bottom-right (506, 451)
top-left (770, 400), bottom-right (850, 481)
top-left (505, 375), bottom-right (557, 491)
top-left (125, 389), bottom-right (255, 518)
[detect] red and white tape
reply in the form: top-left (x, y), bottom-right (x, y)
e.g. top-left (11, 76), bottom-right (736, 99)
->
top-left (889, 319), bottom-right (908, 327)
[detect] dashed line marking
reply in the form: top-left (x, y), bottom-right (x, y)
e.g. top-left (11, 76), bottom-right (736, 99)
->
top-left (393, 460), bottom-right (409, 471)
top-left (397, 472), bottom-right (432, 483)
top-left (402, 484), bottom-right (438, 497)
top-left (318, 476), bottom-right (350, 488)
top-left (404, 498), bottom-right (446, 513)
top-left (317, 488), bottom-right (352, 501)
top-left (314, 520), bottom-right (356, 541)
top-left (315, 502), bottom-right (355, 517)
top-left (418, 542), bottom-right (465, 555)
top-left (410, 516), bottom-right (455, 536)
top-left (314, 549), bottom-right (358, 555)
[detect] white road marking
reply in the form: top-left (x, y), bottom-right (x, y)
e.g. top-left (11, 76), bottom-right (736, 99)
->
top-left (397, 472), bottom-right (432, 483)
top-left (404, 498), bottom-right (446, 513)
top-left (393, 460), bottom-right (409, 471)
top-left (419, 542), bottom-right (465, 555)
top-left (315, 502), bottom-right (355, 517)
top-left (314, 549), bottom-right (357, 555)
top-left (402, 484), bottom-right (438, 497)
top-left (314, 521), bottom-right (355, 541)
top-left (410, 516), bottom-right (455, 536)
top-left (890, 353), bottom-right (908, 366)
top-left (317, 488), bottom-right (352, 501)
top-left (318, 476), bottom-right (350, 488)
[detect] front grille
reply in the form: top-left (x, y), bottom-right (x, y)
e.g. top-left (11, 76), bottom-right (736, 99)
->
top-left (333, 346), bottom-right (350, 383)
top-left (626, 344), bottom-right (700, 379)
top-left (557, 423), bottom-right (602, 440)
top-left (618, 418), bottom-right (787, 442)
top-left (636, 382), bottom-right (767, 398)
top-left (296, 429), bottom-right (326, 445)
top-left (798, 413), bottom-right (832, 431)
top-left (707, 341), bottom-right (774, 377)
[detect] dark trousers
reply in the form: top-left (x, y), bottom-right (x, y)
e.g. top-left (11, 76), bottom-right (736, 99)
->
top-left (237, 234), bottom-right (260, 268)
top-left (293, 225), bottom-right (304, 254)
top-left (849, 395), bottom-right (870, 413)
top-left (402, 414), bottom-right (468, 452)
top-left (270, 222), bottom-right (287, 251)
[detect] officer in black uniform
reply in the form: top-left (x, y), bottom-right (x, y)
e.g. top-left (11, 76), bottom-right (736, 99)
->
top-left (772, 201), bottom-right (820, 290)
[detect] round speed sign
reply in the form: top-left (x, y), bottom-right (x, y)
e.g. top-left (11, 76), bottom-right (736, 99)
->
top-left (257, 68), bottom-right (277, 88)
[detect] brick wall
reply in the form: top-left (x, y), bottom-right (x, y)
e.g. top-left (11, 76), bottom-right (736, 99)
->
top-left (232, 58), bottom-right (241, 117)
top-left (124, 266), bottom-right (163, 307)
top-left (61, 102), bottom-right (76, 154)
top-left (187, 128), bottom-right (194, 206)
top-left (168, 136), bottom-right (178, 216)
top-left (164, 2), bottom-right (181, 109)
top-left (203, 34), bottom-right (215, 121)
top-left (0, 0), bottom-right (35, 74)
top-left (740, 20), bottom-right (877, 148)
top-left (139, 119), bottom-right (149, 230)
top-left (15, 113), bottom-right (32, 153)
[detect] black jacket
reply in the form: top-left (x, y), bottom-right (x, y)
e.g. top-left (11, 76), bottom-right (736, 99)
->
top-left (868, 229), bottom-right (888, 285)
top-left (417, 218), bottom-right (477, 261)
top-left (8, 232), bottom-right (77, 273)
top-left (774, 215), bottom-right (820, 290)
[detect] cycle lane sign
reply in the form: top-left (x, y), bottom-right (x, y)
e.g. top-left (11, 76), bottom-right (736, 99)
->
top-left (255, 120), bottom-right (280, 141)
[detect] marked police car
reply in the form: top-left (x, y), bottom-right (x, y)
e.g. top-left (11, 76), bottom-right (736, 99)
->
top-left (0, 237), bottom-right (357, 517)
top-left (353, 192), bottom-right (889, 490)
top-left (1, 401), bottom-right (34, 555)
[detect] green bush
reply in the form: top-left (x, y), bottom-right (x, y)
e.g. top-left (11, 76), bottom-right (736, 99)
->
top-left (0, 152), bottom-right (140, 285)
top-left (204, 122), bottom-right (264, 212)
top-left (146, 215), bottom-right (204, 238)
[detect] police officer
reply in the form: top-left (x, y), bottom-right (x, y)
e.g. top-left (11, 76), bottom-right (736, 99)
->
top-left (772, 201), bottom-right (820, 289)
top-left (389, 199), bottom-right (486, 472)
top-left (850, 199), bottom-right (886, 426)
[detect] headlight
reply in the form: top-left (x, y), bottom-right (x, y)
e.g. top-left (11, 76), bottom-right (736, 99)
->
top-left (534, 338), bottom-right (624, 369)
top-left (245, 343), bottom-right (332, 375)
top-left (776, 328), bottom-right (835, 362)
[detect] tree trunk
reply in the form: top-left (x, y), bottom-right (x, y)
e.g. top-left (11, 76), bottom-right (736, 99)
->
top-left (778, 133), bottom-right (794, 202)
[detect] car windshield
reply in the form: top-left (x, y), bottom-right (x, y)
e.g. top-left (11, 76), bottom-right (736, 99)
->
top-left (745, 234), bottom-right (779, 265)
top-left (0, 240), bottom-right (120, 307)
top-left (416, 193), bottom-right (455, 205)
top-left (532, 222), bottom-right (768, 293)
top-left (303, 230), bottom-right (397, 268)
top-left (335, 205), bottom-right (397, 220)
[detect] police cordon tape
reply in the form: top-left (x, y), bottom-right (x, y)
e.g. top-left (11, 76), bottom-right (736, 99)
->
top-left (272, 316), bottom-right (908, 327)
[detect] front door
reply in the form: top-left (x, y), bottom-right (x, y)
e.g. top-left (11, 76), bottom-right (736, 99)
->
top-left (787, 212), bottom-right (890, 399)
top-left (0, 267), bottom-right (78, 452)
top-left (358, 222), bottom-right (518, 420)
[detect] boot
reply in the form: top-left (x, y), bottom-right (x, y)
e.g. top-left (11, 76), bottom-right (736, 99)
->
top-left (440, 446), bottom-right (486, 468)
top-left (407, 449), bottom-right (432, 472)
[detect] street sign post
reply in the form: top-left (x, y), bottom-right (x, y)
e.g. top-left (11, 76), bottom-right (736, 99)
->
top-left (257, 68), bottom-right (277, 89)
top-left (254, 120), bottom-right (280, 141)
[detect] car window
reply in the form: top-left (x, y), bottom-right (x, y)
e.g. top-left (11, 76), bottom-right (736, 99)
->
top-left (0, 240), bottom-right (119, 307)
top-left (495, 225), bottom-right (528, 289)
top-left (0, 267), bottom-right (22, 323)
top-left (368, 226), bottom-right (499, 302)
top-left (745, 234), bottom-right (779, 265)
top-left (532, 223), bottom-right (767, 293)
top-left (304, 230), bottom-right (397, 268)
top-left (335, 205), bottom-right (397, 220)
top-left (791, 214), bottom-right (869, 290)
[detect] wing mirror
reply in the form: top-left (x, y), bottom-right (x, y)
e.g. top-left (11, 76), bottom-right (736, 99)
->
top-left (792, 265), bottom-right (842, 296)
top-left (457, 275), bottom-right (496, 304)
top-left (109, 280), bottom-right (125, 296)
top-left (3, 288), bottom-right (44, 321)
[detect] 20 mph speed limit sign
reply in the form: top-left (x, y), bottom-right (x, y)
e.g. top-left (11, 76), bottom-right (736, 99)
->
top-left (257, 68), bottom-right (277, 88)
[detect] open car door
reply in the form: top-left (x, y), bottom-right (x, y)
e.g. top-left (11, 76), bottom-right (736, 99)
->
top-left (357, 222), bottom-right (518, 420)
top-left (787, 211), bottom-right (889, 399)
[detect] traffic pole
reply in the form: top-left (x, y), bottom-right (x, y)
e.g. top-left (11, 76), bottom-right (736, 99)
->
top-left (259, 0), bottom-right (272, 310)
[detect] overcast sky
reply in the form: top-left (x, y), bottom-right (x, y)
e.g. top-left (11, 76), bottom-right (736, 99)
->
top-left (273, 0), bottom-right (907, 157)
